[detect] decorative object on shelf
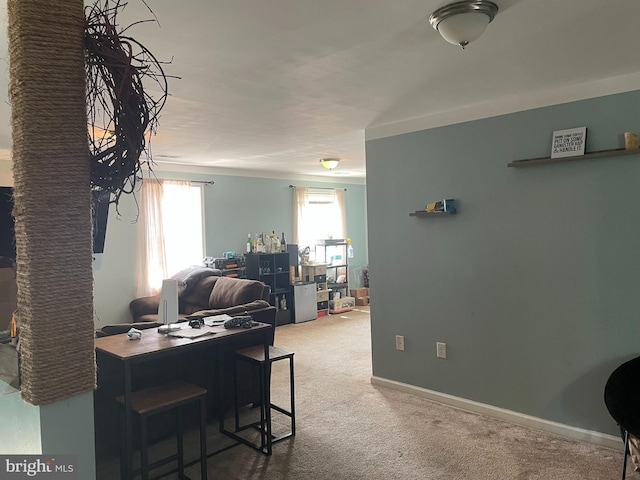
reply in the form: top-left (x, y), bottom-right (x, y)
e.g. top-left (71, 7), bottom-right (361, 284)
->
top-left (429, 0), bottom-right (498, 49)
top-left (410, 199), bottom-right (457, 217)
top-left (625, 132), bottom-right (639, 150)
top-left (507, 147), bottom-right (640, 168)
top-left (299, 246), bottom-right (311, 265)
top-left (424, 199), bottom-right (456, 213)
top-left (551, 127), bottom-right (587, 159)
top-left (319, 158), bottom-right (340, 170)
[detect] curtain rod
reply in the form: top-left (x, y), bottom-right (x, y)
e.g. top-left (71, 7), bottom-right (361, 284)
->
top-left (289, 184), bottom-right (346, 191)
top-left (191, 180), bottom-right (214, 185)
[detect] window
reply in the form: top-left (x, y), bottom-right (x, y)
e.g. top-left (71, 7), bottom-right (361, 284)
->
top-left (136, 179), bottom-right (204, 296)
top-left (293, 187), bottom-right (346, 258)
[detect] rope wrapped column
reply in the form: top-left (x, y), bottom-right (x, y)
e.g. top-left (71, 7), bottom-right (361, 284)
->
top-left (8, 0), bottom-right (96, 404)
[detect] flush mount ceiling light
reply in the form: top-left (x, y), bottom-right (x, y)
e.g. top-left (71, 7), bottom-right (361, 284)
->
top-left (320, 158), bottom-right (340, 170)
top-left (429, 0), bottom-right (498, 49)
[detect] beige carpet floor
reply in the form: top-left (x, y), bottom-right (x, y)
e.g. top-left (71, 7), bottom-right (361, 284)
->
top-left (97, 307), bottom-right (626, 479)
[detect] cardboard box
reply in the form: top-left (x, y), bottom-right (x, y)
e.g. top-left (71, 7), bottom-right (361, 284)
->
top-left (350, 288), bottom-right (369, 298)
top-left (329, 296), bottom-right (355, 313)
top-left (355, 296), bottom-right (370, 306)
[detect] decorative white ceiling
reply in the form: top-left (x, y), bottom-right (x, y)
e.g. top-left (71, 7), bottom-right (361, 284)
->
top-left (0, 0), bottom-right (639, 181)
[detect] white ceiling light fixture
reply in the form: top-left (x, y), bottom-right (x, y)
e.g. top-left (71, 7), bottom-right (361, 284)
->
top-left (429, 0), bottom-right (498, 49)
top-left (320, 158), bottom-right (340, 170)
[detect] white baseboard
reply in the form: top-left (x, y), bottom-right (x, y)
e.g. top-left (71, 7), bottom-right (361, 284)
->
top-left (370, 376), bottom-right (622, 451)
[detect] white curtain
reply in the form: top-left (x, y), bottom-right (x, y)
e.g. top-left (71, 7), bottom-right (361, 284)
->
top-left (292, 186), bottom-right (309, 246)
top-left (335, 187), bottom-right (347, 239)
top-left (136, 178), bottom-right (199, 297)
top-left (136, 178), bottom-right (167, 297)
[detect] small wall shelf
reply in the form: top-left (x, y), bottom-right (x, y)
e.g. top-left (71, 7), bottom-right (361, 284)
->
top-left (507, 147), bottom-right (640, 168)
top-left (409, 211), bottom-right (455, 217)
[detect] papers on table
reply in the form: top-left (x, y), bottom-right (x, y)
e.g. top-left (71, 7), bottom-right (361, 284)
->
top-left (167, 326), bottom-right (217, 339)
top-left (203, 314), bottom-right (233, 326)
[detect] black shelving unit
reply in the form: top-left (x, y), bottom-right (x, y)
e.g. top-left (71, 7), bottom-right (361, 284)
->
top-left (245, 253), bottom-right (292, 326)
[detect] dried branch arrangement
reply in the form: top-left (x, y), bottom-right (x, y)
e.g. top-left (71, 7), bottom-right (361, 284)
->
top-left (85, 0), bottom-right (168, 205)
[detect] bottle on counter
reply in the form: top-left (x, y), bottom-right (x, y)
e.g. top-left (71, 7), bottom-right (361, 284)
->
top-left (257, 233), bottom-right (264, 253)
top-left (246, 233), bottom-right (252, 253)
top-left (280, 232), bottom-right (286, 252)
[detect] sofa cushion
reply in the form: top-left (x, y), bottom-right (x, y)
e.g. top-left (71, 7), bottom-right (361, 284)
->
top-left (181, 276), bottom-right (219, 313)
top-left (209, 276), bottom-right (266, 309)
top-left (171, 266), bottom-right (221, 296)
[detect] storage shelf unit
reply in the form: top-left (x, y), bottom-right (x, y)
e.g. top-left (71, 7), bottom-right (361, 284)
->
top-left (301, 264), bottom-right (330, 317)
top-left (314, 240), bottom-right (349, 305)
top-left (507, 147), bottom-right (639, 168)
top-left (245, 253), bottom-right (292, 326)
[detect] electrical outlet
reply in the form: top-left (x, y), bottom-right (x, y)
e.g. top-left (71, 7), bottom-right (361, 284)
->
top-left (395, 335), bottom-right (405, 351)
top-left (436, 342), bottom-right (447, 359)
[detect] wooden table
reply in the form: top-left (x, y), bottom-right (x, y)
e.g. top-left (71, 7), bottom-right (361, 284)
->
top-left (95, 322), bottom-right (272, 480)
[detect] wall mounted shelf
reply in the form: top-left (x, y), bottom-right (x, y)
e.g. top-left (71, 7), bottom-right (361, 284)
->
top-left (507, 147), bottom-right (640, 168)
top-left (409, 211), bottom-right (455, 217)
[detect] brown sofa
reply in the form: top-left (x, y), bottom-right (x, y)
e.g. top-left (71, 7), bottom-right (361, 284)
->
top-left (96, 267), bottom-right (276, 340)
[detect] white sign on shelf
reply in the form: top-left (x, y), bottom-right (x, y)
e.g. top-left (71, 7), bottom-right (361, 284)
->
top-left (551, 127), bottom-right (587, 158)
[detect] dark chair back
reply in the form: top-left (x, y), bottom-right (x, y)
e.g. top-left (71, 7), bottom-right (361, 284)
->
top-left (604, 355), bottom-right (640, 480)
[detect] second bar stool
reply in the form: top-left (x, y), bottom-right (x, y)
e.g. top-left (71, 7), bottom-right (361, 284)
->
top-left (233, 345), bottom-right (296, 455)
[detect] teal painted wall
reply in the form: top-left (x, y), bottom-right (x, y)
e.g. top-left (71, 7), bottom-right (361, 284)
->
top-left (39, 392), bottom-right (96, 480)
top-left (0, 384), bottom-right (95, 479)
top-left (365, 90), bottom-right (640, 436)
top-left (0, 381), bottom-right (41, 454)
top-left (93, 173), bottom-right (367, 326)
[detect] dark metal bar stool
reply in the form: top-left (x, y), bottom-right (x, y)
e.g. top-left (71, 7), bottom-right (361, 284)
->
top-left (116, 380), bottom-right (208, 480)
top-left (234, 345), bottom-right (295, 455)
top-left (604, 355), bottom-right (640, 480)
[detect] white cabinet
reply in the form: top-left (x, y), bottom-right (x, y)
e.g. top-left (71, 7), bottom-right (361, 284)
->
top-left (301, 263), bottom-right (329, 317)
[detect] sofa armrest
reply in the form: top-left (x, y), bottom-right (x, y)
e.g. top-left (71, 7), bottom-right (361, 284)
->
top-left (96, 321), bottom-right (162, 338)
top-left (185, 300), bottom-right (270, 319)
top-left (129, 295), bottom-right (160, 320)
